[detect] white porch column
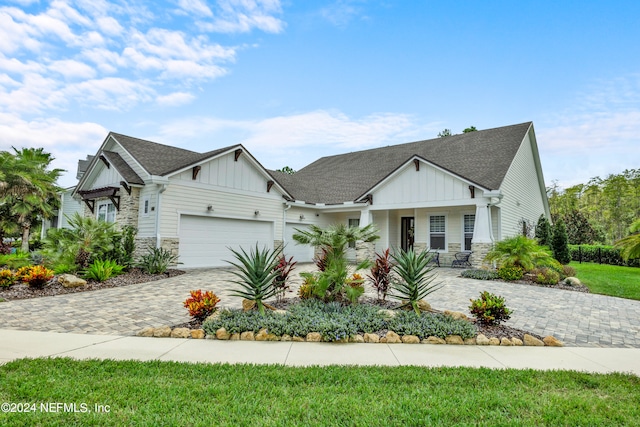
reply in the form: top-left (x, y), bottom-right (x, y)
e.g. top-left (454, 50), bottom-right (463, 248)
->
top-left (359, 207), bottom-right (372, 227)
top-left (472, 203), bottom-right (493, 244)
top-left (356, 207), bottom-right (375, 263)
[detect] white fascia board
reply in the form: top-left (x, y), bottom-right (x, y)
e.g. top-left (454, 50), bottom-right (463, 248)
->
top-left (73, 134), bottom-right (114, 196)
top-left (355, 155), bottom-right (491, 202)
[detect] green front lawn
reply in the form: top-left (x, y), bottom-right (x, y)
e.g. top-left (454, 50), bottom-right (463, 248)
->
top-left (571, 262), bottom-right (640, 300)
top-left (1, 358), bottom-right (639, 426)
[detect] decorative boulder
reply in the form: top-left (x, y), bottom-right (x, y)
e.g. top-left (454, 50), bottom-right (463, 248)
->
top-left (385, 331), bottom-right (402, 343)
top-left (377, 309), bottom-right (397, 319)
top-left (488, 337), bottom-right (501, 346)
top-left (190, 329), bottom-right (205, 339)
top-left (255, 329), bottom-right (269, 341)
top-left (402, 335), bottom-right (420, 344)
top-left (170, 328), bottom-right (191, 338)
top-left (350, 335), bottom-right (365, 343)
top-left (292, 336), bottom-right (305, 342)
top-left (475, 334), bottom-right (490, 345)
top-left (511, 337), bottom-right (523, 346)
top-left (240, 331), bottom-right (255, 341)
top-left (137, 327), bottom-right (154, 337)
top-left (58, 274), bottom-right (87, 288)
top-left (423, 336), bottom-right (446, 345)
top-left (417, 300), bottom-right (431, 312)
top-left (464, 337), bottom-right (477, 345)
top-left (543, 336), bottom-right (564, 347)
top-left (153, 325), bottom-right (172, 338)
top-left (364, 333), bottom-right (380, 343)
top-left (523, 334), bottom-right (544, 346)
top-left (445, 335), bottom-right (464, 345)
top-left (564, 277), bottom-right (581, 286)
top-left (500, 337), bottom-right (513, 346)
top-left (229, 333), bottom-right (241, 341)
top-left (443, 310), bottom-right (469, 321)
top-left (215, 327), bottom-right (230, 340)
top-left (281, 334), bottom-right (292, 342)
top-left (306, 332), bottom-right (322, 342)
top-left (242, 299), bottom-right (256, 311)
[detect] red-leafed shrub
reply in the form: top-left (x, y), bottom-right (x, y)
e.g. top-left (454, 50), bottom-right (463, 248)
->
top-left (184, 290), bottom-right (220, 321)
top-left (17, 265), bottom-right (54, 288)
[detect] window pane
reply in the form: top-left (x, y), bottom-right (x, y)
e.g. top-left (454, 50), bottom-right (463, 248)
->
top-left (464, 214), bottom-right (475, 233)
top-left (430, 235), bottom-right (445, 250)
top-left (348, 219), bottom-right (360, 248)
top-left (430, 216), bottom-right (445, 233)
top-left (97, 204), bottom-right (107, 222)
top-left (464, 234), bottom-right (473, 251)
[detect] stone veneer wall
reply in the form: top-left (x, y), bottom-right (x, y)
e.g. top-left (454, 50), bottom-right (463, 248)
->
top-left (134, 237), bottom-right (156, 261)
top-left (115, 187), bottom-right (140, 229)
top-left (355, 241), bottom-right (376, 264)
top-left (470, 242), bottom-right (493, 269)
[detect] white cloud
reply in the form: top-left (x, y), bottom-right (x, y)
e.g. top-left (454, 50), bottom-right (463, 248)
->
top-left (178, 0), bottom-right (213, 17)
top-left (0, 113), bottom-right (108, 186)
top-left (319, 0), bottom-right (365, 27)
top-left (200, 0), bottom-right (285, 33)
top-left (156, 91), bottom-right (195, 106)
top-left (48, 59), bottom-right (97, 80)
top-left (63, 77), bottom-right (156, 110)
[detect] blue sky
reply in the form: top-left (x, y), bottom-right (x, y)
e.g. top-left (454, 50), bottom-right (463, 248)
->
top-left (1, 0), bottom-right (639, 189)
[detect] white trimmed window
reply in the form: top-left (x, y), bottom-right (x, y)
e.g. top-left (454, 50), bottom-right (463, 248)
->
top-left (463, 214), bottom-right (475, 251)
top-left (97, 201), bottom-right (116, 223)
top-left (142, 197), bottom-right (150, 216)
top-left (348, 218), bottom-right (360, 248)
top-left (429, 215), bottom-right (446, 250)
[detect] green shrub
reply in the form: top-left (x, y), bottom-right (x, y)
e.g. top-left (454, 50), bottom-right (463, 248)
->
top-left (531, 267), bottom-right (560, 285)
top-left (497, 265), bottom-right (523, 281)
top-left (53, 263), bottom-right (77, 275)
top-left (390, 248), bottom-right (441, 314)
top-left (83, 259), bottom-right (125, 282)
top-left (105, 225), bottom-right (137, 270)
top-left (461, 269), bottom-right (499, 280)
top-left (16, 265), bottom-right (54, 288)
top-left (485, 236), bottom-right (556, 272)
top-left (469, 291), bottom-right (512, 326)
top-left (0, 269), bottom-right (16, 287)
top-left (561, 265), bottom-right (576, 279)
top-left (552, 219), bottom-right (571, 264)
top-left (535, 214), bottom-right (553, 247)
top-left (0, 252), bottom-right (32, 269)
top-left (137, 246), bottom-right (179, 274)
top-left (202, 299), bottom-right (476, 341)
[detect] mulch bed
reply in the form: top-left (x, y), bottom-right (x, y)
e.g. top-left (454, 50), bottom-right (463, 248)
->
top-left (0, 268), bottom-right (186, 301)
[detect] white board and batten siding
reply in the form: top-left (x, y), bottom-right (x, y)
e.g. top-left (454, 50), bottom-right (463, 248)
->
top-left (372, 160), bottom-right (478, 208)
top-left (498, 130), bottom-right (547, 239)
top-left (88, 164), bottom-right (123, 189)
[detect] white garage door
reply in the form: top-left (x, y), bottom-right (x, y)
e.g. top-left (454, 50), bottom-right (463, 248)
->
top-left (179, 215), bottom-right (274, 268)
top-left (284, 223), bottom-right (314, 263)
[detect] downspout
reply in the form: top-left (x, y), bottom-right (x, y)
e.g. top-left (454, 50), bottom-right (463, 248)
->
top-left (486, 193), bottom-right (503, 244)
top-left (155, 184), bottom-right (167, 249)
top-left (282, 203), bottom-right (292, 250)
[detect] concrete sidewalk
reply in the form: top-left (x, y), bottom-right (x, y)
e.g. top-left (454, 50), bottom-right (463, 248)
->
top-left (1, 329), bottom-right (638, 376)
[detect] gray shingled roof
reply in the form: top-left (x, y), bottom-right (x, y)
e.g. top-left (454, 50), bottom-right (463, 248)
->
top-left (109, 133), bottom-right (235, 176)
top-left (101, 151), bottom-right (145, 185)
top-left (272, 122), bottom-right (532, 204)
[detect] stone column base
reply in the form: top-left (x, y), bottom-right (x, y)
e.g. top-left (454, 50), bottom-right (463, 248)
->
top-left (470, 242), bottom-right (493, 269)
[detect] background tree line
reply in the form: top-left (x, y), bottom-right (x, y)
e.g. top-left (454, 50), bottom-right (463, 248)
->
top-left (547, 169), bottom-right (640, 245)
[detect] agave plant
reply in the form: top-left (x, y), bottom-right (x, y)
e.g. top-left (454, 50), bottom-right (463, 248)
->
top-left (390, 248), bottom-right (442, 314)
top-left (226, 244), bottom-right (282, 315)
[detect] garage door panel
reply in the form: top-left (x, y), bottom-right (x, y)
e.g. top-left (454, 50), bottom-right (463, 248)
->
top-left (284, 223), bottom-right (314, 263)
top-left (179, 215), bottom-right (273, 268)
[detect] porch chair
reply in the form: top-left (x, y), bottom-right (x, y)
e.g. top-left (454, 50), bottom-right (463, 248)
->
top-left (451, 252), bottom-right (472, 268)
top-left (426, 250), bottom-right (440, 267)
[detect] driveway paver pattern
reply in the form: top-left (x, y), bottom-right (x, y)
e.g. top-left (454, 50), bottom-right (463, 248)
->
top-left (1, 265), bottom-right (639, 348)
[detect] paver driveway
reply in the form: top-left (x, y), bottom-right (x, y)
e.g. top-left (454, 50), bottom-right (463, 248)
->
top-left (1, 265), bottom-right (639, 348)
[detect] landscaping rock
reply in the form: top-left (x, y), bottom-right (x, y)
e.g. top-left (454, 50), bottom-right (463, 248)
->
top-left (266, 333), bottom-right (279, 341)
top-left (364, 333), bottom-right (380, 343)
top-left (215, 327), bottom-right (230, 340)
top-left (443, 310), bottom-right (469, 321)
top-left (350, 334), bottom-right (365, 343)
top-left (240, 331), bottom-right (255, 341)
top-left (423, 336), bottom-right (446, 345)
top-left (500, 337), bottom-right (513, 346)
top-left (464, 337), bottom-right (477, 345)
top-left (543, 336), bottom-right (564, 347)
top-left (153, 325), bottom-right (172, 338)
top-left (334, 337), bottom-right (349, 343)
top-left (445, 335), bottom-right (464, 345)
top-left (137, 327), bottom-right (154, 337)
top-left (170, 327), bottom-right (191, 339)
top-left (255, 329), bottom-right (269, 341)
top-left (564, 277), bottom-right (581, 286)
top-left (281, 334), bottom-right (292, 342)
top-left (306, 332), bottom-right (322, 342)
top-left (230, 333), bottom-right (240, 341)
top-left (292, 336), bottom-right (305, 342)
top-left (511, 337), bottom-right (523, 346)
top-left (385, 331), bottom-right (402, 343)
top-left (242, 299), bottom-right (256, 311)
top-left (58, 274), bottom-right (86, 288)
top-left (402, 335), bottom-right (420, 344)
top-left (274, 309), bottom-right (287, 316)
top-left (205, 311), bottom-right (221, 322)
top-left (488, 337), bottom-right (501, 346)
top-left (190, 329), bottom-right (205, 339)
top-left (523, 334), bottom-right (544, 346)
top-left (476, 334), bottom-right (490, 345)
top-left (417, 300), bottom-right (431, 312)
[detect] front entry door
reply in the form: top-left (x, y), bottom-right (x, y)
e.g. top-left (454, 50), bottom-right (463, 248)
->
top-left (401, 217), bottom-right (415, 252)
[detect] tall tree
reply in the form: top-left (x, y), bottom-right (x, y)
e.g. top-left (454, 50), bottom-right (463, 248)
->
top-left (0, 148), bottom-right (62, 252)
top-left (437, 129), bottom-right (452, 138)
top-left (551, 218), bottom-right (571, 264)
top-left (534, 214), bottom-right (552, 247)
top-left (462, 126), bottom-right (477, 133)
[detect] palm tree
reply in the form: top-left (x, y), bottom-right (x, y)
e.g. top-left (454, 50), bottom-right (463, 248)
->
top-left (0, 148), bottom-right (62, 252)
top-left (484, 235), bottom-right (557, 272)
top-left (615, 219), bottom-right (640, 261)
